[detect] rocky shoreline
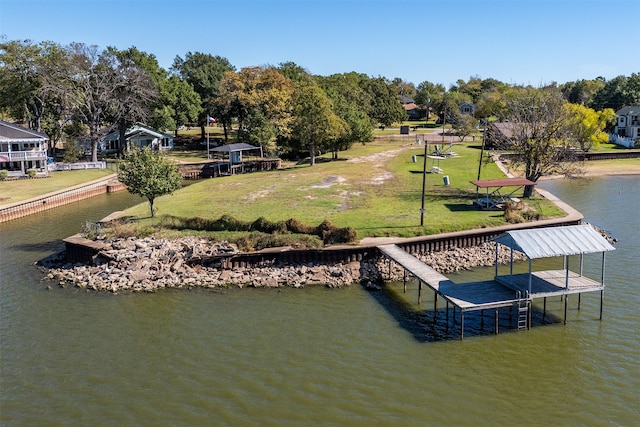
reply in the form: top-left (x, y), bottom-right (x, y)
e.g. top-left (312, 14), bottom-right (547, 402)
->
top-left (39, 236), bottom-right (529, 293)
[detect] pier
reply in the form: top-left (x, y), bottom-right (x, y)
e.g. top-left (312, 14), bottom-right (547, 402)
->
top-left (377, 224), bottom-right (615, 339)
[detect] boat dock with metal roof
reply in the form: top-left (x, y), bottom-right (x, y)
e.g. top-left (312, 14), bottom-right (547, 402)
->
top-left (377, 224), bottom-right (616, 339)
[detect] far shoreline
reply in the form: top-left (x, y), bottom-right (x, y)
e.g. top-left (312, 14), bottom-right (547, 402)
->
top-left (538, 163), bottom-right (640, 180)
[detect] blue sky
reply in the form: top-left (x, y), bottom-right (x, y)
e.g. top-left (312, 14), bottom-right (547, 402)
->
top-left (1, 0), bottom-right (638, 88)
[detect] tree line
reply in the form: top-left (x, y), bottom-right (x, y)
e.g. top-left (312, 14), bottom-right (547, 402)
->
top-left (1, 37), bottom-right (638, 165)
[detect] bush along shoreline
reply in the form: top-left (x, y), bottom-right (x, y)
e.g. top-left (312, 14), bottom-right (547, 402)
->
top-left (38, 236), bottom-right (529, 293)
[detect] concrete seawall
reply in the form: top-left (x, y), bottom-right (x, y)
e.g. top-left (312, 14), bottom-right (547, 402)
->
top-left (0, 174), bottom-right (126, 223)
top-left (59, 185), bottom-right (583, 268)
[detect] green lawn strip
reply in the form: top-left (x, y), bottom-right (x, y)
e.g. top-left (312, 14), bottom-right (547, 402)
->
top-left (121, 141), bottom-right (564, 241)
top-left (0, 169), bottom-right (115, 204)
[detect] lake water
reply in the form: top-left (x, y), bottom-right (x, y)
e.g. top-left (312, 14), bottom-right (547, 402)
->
top-left (1, 176), bottom-right (638, 426)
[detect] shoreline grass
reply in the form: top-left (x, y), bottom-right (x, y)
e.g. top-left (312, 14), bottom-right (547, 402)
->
top-left (0, 169), bottom-right (115, 205)
top-left (120, 140), bottom-right (564, 241)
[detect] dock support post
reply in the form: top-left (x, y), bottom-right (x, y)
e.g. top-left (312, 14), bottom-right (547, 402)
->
top-left (433, 293), bottom-right (438, 322)
top-left (403, 270), bottom-right (407, 293)
top-left (543, 297), bottom-right (547, 321)
top-left (564, 294), bottom-right (568, 324)
top-left (600, 290), bottom-right (604, 320)
top-left (460, 311), bottom-right (465, 340)
top-left (528, 301), bottom-right (532, 330)
top-left (446, 301), bottom-right (449, 328)
top-left (578, 293), bottom-right (582, 310)
top-left (495, 309), bottom-right (499, 334)
top-left (418, 280), bottom-right (422, 305)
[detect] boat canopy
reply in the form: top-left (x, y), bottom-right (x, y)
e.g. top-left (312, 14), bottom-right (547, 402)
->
top-left (492, 224), bottom-right (615, 259)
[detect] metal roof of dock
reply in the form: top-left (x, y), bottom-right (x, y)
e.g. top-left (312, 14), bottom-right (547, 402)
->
top-left (492, 224), bottom-right (615, 259)
top-left (210, 143), bottom-right (260, 153)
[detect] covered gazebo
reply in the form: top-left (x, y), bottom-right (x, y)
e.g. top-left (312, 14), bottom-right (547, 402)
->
top-left (210, 143), bottom-right (263, 175)
top-left (492, 224), bottom-right (616, 324)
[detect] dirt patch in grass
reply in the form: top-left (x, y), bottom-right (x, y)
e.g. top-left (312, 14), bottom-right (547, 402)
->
top-left (349, 146), bottom-right (413, 186)
top-left (349, 146), bottom-right (410, 165)
top-left (310, 175), bottom-right (346, 188)
top-left (369, 171), bottom-right (393, 185)
top-left (244, 189), bottom-right (271, 201)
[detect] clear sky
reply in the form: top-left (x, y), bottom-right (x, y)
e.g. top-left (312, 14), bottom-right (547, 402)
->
top-left (1, 0), bottom-right (638, 88)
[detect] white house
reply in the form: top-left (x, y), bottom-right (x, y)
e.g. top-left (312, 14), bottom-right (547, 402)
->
top-left (0, 120), bottom-right (49, 177)
top-left (611, 105), bottom-right (640, 147)
top-left (100, 123), bottom-right (174, 154)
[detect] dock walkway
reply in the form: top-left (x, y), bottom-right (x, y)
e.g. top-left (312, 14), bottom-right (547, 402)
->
top-left (377, 243), bottom-right (608, 338)
top-left (378, 244), bottom-right (521, 312)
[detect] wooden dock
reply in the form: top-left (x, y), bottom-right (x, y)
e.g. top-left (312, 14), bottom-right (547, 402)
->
top-left (378, 244), bottom-right (521, 311)
top-left (377, 244), bottom-right (606, 339)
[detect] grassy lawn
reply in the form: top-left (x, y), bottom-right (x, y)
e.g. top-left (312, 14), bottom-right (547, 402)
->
top-left (0, 169), bottom-right (115, 205)
top-left (121, 140), bottom-right (563, 240)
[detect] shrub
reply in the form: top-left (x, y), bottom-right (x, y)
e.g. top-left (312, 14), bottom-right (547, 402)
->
top-left (81, 221), bottom-right (102, 240)
top-left (152, 214), bottom-right (357, 249)
top-left (0, 169), bottom-right (8, 180)
top-left (63, 143), bottom-right (84, 163)
top-left (315, 219), bottom-right (358, 244)
top-left (26, 168), bottom-right (37, 178)
top-left (285, 218), bottom-right (315, 234)
top-left (213, 214), bottom-right (247, 232)
top-left (250, 216), bottom-right (287, 234)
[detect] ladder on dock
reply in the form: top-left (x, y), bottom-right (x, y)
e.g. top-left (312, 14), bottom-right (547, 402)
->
top-left (515, 291), bottom-right (529, 330)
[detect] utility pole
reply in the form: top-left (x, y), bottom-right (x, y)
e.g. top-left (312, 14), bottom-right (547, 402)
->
top-left (441, 109), bottom-right (446, 143)
top-left (420, 136), bottom-right (428, 226)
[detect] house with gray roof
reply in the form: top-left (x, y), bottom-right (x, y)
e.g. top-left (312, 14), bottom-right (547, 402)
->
top-left (0, 120), bottom-right (49, 177)
top-left (611, 105), bottom-right (640, 148)
top-left (100, 123), bottom-right (173, 154)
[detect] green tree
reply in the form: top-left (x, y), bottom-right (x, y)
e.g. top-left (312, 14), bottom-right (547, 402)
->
top-left (565, 104), bottom-right (616, 151)
top-left (591, 73), bottom-right (640, 111)
top-left (325, 90), bottom-right (373, 159)
top-left (165, 75), bottom-right (201, 136)
top-left (560, 78), bottom-right (605, 106)
top-left (391, 77), bottom-right (417, 100)
top-left (0, 38), bottom-right (44, 129)
top-left (363, 77), bottom-right (406, 126)
top-left (475, 90), bottom-right (508, 120)
top-left (290, 84), bottom-right (348, 166)
top-left (414, 80), bottom-right (446, 119)
top-left (318, 72), bottom-right (374, 158)
top-left (172, 52), bottom-right (234, 139)
top-left (117, 147), bottom-right (182, 217)
top-left (451, 114), bottom-right (479, 141)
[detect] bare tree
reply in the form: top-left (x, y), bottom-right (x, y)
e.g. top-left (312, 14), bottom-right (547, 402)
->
top-left (497, 87), bottom-right (583, 197)
top-left (58, 43), bottom-right (119, 162)
top-left (105, 47), bottom-right (159, 156)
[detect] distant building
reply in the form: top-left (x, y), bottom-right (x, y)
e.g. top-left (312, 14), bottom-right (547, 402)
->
top-left (100, 123), bottom-right (174, 154)
top-left (400, 95), bottom-right (423, 121)
top-left (611, 106), bottom-right (640, 147)
top-left (459, 102), bottom-right (475, 116)
top-left (484, 122), bottom-right (526, 149)
top-left (0, 120), bottom-right (49, 177)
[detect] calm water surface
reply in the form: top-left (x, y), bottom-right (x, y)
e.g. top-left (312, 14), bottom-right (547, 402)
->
top-left (1, 177), bottom-right (638, 426)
